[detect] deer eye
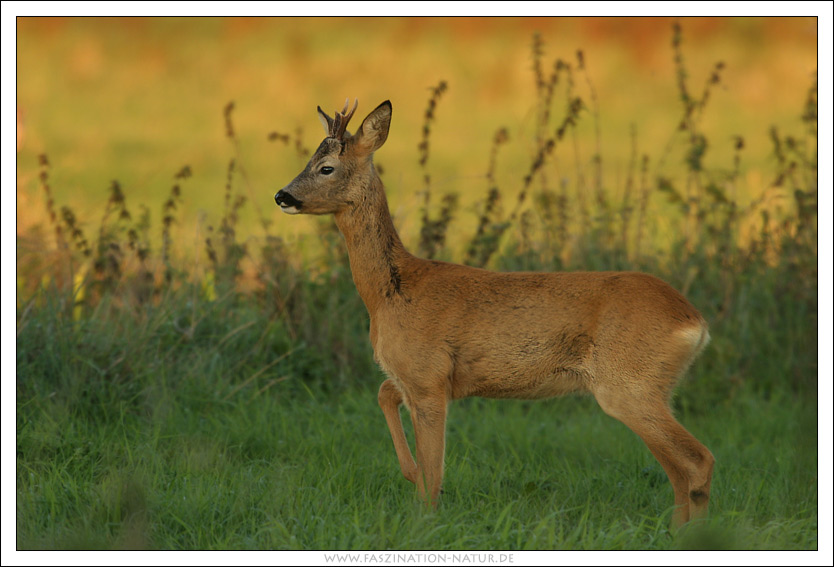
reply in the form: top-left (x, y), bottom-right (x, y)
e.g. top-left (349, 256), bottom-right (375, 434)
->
top-left (319, 166), bottom-right (335, 175)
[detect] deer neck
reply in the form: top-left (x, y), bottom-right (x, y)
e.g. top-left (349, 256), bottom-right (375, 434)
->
top-left (334, 172), bottom-right (411, 314)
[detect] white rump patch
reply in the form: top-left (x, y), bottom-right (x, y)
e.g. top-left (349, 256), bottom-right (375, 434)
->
top-left (677, 325), bottom-right (710, 354)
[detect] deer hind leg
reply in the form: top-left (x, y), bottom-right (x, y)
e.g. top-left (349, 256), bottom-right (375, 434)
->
top-left (378, 379), bottom-right (418, 484)
top-left (593, 387), bottom-right (714, 528)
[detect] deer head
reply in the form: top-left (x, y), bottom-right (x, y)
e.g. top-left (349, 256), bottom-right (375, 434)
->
top-left (274, 99), bottom-right (392, 215)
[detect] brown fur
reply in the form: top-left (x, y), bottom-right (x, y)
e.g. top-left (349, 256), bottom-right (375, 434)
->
top-left (274, 100), bottom-right (714, 527)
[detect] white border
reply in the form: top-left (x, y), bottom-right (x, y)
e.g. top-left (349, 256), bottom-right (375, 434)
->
top-left (3, 3), bottom-right (831, 566)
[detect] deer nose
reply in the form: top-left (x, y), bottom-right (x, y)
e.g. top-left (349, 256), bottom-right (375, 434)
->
top-left (275, 189), bottom-right (303, 210)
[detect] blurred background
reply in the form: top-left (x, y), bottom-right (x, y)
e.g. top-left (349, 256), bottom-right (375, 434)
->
top-left (16, 16), bottom-right (818, 256)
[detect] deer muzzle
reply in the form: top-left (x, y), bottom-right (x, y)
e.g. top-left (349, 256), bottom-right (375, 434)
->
top-left (274, 189), bottom-right (303, 214)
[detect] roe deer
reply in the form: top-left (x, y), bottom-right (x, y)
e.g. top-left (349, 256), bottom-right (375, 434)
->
top-left (274, 99), bottom-right (714, 528)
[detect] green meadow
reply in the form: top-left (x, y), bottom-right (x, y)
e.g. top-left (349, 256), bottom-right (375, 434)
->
top-left (15, 17), bottom-right (818, 551)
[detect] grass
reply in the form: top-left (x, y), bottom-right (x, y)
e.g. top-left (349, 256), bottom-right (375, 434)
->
top-left (15, 331), bottom-right (818, 550)
top-left (14, 19), bottom-right (820, 552)
top-left (14, 253), bottom-right (819, 550)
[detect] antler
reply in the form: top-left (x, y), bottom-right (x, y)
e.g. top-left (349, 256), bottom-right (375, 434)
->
top-left (329, 98), bottom-right (358, 140)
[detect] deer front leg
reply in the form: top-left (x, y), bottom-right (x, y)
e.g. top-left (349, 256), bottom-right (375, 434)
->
top-left (378, 379), bottom-right (417, 483)
top-left (410, 394), bottom-right (448, 509)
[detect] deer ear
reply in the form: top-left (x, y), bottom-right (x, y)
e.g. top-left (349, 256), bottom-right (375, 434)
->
top-left (317, 106), bottom-right (334, 135)
top-left (355, 101), bottom-right (392, 154)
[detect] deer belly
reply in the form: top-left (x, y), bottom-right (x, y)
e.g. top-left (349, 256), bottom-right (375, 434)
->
top-left (449, 333), bottom-right (593, 400)
top-left (453, 362), bottom-right (589, 400)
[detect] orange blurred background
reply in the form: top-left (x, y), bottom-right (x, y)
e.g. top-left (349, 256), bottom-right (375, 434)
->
top-left (16, 16), bottom-right (818, 252)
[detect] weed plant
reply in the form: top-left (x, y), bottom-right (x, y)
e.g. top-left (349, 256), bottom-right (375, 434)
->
top-left (16, 24), bottom-right (818, 550)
